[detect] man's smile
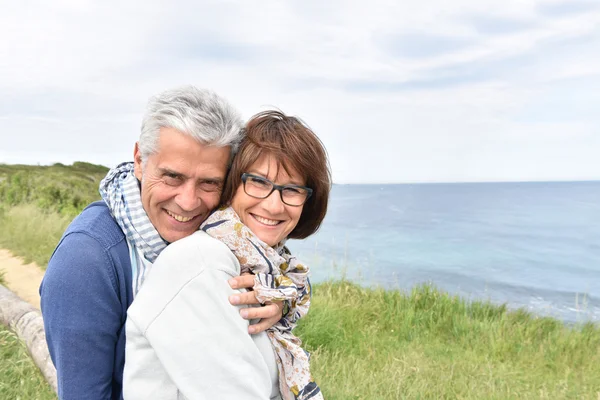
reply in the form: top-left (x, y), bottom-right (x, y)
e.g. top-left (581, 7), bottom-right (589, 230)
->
top-left (165, 209), bottom-right (197, 223)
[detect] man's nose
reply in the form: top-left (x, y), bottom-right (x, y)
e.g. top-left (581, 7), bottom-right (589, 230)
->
top-left (176, 182), bottom-right (201, 211)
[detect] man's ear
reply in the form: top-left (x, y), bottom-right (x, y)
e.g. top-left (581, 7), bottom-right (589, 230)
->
top-left (133, 142), bottom-right (143, 180)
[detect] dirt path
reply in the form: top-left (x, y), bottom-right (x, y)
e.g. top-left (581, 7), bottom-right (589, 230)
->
top-left (0, 249), bottom-right (45, 309)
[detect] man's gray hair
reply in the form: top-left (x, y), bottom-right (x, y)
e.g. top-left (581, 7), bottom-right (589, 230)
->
top-left (139, 85), bottom-right (244, 164)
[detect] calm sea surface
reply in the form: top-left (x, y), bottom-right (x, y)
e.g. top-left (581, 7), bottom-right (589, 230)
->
top-left (288, 181), bottom-right (600, 323)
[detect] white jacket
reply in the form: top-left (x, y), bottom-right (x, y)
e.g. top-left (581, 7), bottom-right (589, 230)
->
top-left (123, 231), bottom-right (281, 400)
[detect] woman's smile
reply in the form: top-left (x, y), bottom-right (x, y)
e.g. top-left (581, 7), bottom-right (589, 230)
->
top-left (251, 214), bottom-right (282, 226)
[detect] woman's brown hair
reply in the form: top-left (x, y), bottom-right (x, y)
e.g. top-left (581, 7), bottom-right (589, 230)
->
top-left (221, 110), bottom-right (331, 239)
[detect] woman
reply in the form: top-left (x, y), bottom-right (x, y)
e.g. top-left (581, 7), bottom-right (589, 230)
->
top-left (123, 110), bottom-right (331, 400)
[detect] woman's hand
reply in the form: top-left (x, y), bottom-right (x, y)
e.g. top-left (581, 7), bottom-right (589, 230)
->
top-left (228, 274), bottom-right (284, 334)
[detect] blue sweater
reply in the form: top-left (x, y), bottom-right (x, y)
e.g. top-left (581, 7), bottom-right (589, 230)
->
top-left (40, 201), bottom-right (133, 400)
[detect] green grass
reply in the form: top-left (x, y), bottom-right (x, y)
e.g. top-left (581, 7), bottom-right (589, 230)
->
top-left (0, 326), bottom-right (57, 400)
top-left (296, 282), bottom-right (600, 399)
top-left (0, 162), bottom-right (106, 266)
top-left (0, 204), bottom-right (71, 266)
top-left (0, 162), bottom-right (108, 218)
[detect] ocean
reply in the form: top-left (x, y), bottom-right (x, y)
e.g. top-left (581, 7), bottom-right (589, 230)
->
top-left (288, 181), bottom-right (600, 324)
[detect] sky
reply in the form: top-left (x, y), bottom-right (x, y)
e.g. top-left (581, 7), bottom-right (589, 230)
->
top-left (1, 0), bottom-right (599, 184)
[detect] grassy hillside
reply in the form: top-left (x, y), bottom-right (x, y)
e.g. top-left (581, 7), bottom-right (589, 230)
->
top-left (0, 162), bottom-right (108, 265)
top-left (297, 282), bottom-right (600, 399)
top-left (0, 162), bottom-right (599, 399)
top-left (0, 162), bottom-right (108, 217)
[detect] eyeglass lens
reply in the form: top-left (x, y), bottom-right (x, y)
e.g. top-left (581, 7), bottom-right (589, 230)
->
top-left (244, 175), bottom-right (309, 206)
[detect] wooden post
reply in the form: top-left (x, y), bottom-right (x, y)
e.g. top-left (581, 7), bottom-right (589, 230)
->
top-left (0, 284), bottom-right (57, 394)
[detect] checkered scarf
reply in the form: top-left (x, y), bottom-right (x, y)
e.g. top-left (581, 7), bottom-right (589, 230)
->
top-left (99, 162), bottom-right (168, 295)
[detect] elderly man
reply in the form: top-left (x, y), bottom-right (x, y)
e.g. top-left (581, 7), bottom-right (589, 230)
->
top-left (40, 86), bottom-right (282, 400)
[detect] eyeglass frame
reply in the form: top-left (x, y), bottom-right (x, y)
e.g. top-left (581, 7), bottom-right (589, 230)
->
top-left (240, 173), bottom-right (313, 207)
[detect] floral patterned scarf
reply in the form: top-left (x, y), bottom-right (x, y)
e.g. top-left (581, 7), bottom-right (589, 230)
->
top-left (201, 206), bottom-right (323, 400)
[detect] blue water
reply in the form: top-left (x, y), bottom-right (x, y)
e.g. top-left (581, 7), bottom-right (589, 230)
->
top-left (288, 181), bottom-right (600, 324)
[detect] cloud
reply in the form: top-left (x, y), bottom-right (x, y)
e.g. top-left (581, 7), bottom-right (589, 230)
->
top-left (466, 15), bottom-right (538, 35)
top-left (1, 0), bottom-right (600, 183)
top-left (383, 34), bottom-right (475, 59)
top-left (536, 1), bottom-right (600, 17)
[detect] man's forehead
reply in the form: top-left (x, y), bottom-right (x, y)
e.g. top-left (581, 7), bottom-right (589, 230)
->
top-left (152, 159), bottom-right (227, 180)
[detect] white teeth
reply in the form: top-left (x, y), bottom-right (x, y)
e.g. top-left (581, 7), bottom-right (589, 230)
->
top-left (166, 210), bottom-right (194, 222)
top-left (254, 215), bottom-right (280, 226)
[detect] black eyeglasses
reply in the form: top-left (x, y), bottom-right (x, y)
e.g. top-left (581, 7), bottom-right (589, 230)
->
top-left (241, 173), bottom-right (313, 206)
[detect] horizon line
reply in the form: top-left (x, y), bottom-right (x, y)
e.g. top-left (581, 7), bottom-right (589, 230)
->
top-left (334, 179), bottom-right (600, 185)
top-left (1, 161), bottom-right (598, 185)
